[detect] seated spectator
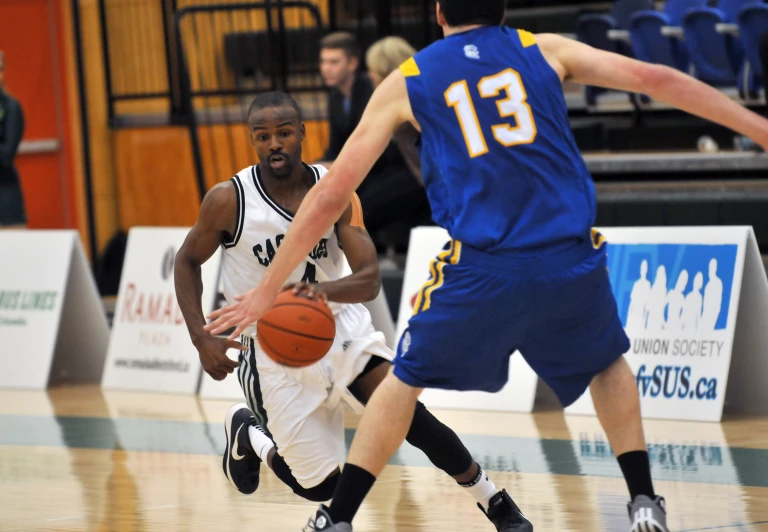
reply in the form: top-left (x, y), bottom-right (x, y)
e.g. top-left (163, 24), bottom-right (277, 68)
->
top-left (366, 36), bottom-right (423, 185)
top-left (318, 33), bottom-right (429, 251)
top-left (0, 50), bottom-right (26, 229)
top-left (317, 32), bottom-right (372, 166)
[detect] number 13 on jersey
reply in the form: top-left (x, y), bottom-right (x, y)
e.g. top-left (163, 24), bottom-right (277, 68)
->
top-left (445, 68), bottom-right (537, 157)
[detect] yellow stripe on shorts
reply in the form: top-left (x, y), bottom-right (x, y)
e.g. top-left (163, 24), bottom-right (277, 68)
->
top-left (414, 240), bottom-right (463, 315)
top-left (591, 228), bottom-right (607, 249)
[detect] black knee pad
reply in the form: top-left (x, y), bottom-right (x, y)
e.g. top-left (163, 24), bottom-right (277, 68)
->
top-left (294, 473), bottom-right (339, 502)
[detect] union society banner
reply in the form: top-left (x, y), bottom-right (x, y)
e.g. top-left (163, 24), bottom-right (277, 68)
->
top-left (568, 227), bottom-right (750, 421)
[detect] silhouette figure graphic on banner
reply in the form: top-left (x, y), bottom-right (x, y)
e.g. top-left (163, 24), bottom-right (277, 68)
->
top-left (682, 272), bottom-right (704, 330)
top-left (666, 270), bottom-right (689, 331)
top-left (646, 265), bottom-right (667, 332)
top-left (626, 260), bottom-right (652, 330)
top-left (701, 258), bottom-right (723, 330)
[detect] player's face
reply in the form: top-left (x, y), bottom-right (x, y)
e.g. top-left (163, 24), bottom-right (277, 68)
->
top-left (320, 48), bottom-right (356, 88)
top-left (249, 105), bottom-right (305, 179)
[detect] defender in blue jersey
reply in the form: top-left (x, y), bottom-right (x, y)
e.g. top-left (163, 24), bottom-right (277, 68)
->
top-left (205, 1), bottom-right (768, 531)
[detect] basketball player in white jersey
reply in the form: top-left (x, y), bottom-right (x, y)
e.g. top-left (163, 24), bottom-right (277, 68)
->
top-left (174, 92), bottom-right (530, 531)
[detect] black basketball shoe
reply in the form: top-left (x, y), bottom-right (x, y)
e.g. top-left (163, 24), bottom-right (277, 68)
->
top-left (480, 489), bottom-right (534, 531)
top-left (302, 506), bottom-right (353, 531)
top-left (222, 403), bottom-right (263, 494)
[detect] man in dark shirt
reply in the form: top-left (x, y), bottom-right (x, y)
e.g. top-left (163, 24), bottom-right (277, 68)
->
top-left (0, 51), bottom-right (26, 228)
top-left (318, 32), bottom-right (374, 164)
top-left (317, 33), bottom-right (429, 249)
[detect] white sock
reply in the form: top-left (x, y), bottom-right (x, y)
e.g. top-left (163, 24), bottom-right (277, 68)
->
top-left (459, 465), bottom-right (499, 511)
top-left (248, 425), bottom-right (275, 463)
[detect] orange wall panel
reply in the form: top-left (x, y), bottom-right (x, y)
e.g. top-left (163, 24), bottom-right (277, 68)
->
top-left (14, 154), bottom-right (67, 228)
top-left (0, 0), bottom-right (74, 229)
top-left (114, 120), bottom-right (329, 227)
top-left (114, 127), bottom-right (200, 228)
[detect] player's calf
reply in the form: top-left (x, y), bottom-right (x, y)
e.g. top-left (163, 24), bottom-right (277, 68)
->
top-left (406, 402), bottom-right (532, 531)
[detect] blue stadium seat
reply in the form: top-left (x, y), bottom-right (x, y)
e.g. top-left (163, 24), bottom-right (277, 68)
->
top-left (575, 14), bottom-right (620, 105)
top-left (682, 0), bottom-right (762, 97)
top-left (628, 0), bottom-right (706, 71)
top-left (611, 0), bottom-right (655, 29)
top-left (683, 7), bottom-right (740, 85)
top-left (575, 0), bottom-right (652, 105)
top-left (664, 0), bottom-right (709, 25)
top-left (737, 4), bottom-right (768, 82)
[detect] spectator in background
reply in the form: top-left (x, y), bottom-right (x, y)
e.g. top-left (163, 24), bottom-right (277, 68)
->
top-left (366, 36), bottom-right (423, 185)
top-left (0, 51), bottom-right (26, 229)
top-left (318, 32), bottom-right (372, 165)
top-left (318, 32), bottom-right (429, 252)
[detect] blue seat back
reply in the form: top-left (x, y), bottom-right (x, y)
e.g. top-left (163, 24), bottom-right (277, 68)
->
top-left (611, 0), bottom-right (655, 28)
top-left (738, 4), bottom-right (768, 76)
top-left (683, 8), bottom-right (738, 83)
top-left (629, 12), bottom-right (682, 66)
top-left (576, 14), bottom-right (619, 52)
top-left (718, 0), bottom-right (762, 22)
top-left (663, 0), bottom-right (708, 25)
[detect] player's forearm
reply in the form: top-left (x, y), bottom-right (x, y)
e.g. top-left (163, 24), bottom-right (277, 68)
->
top-left (318, 264), bottom-right (381, 303)
top-left (643, 65), bottom-right (768, 143)
top-left (174, 255), bottom-right (207, 345)
top-left (262, 182), bottom-right (350, 295)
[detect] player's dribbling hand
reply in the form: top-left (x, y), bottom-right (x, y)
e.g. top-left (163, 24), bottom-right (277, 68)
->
top-left (204, 286), bottom-right (277, 340)
top-left (194, 334), bottom-right (244, 381)
top-left (282, 282), bottom-right (329, 303)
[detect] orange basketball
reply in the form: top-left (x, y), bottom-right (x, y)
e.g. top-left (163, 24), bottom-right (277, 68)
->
top-left (256, 290), bottom-right (336, 367)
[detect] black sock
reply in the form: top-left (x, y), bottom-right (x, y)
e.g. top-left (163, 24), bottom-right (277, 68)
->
top-left (327, 463), bottom-right (376, 524)
top-left (617, 450), bottom-right (655, 501)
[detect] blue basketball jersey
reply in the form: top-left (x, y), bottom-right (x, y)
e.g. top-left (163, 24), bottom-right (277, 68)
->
top-left (401, 26), bottom-right (596, 255)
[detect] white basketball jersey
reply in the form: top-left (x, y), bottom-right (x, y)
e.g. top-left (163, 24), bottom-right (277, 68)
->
top-left (219, 164), bottom-right (348, 323)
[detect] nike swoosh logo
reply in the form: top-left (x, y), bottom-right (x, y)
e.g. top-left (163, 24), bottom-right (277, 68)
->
top-left (232, 424), bottom-right (246, 460)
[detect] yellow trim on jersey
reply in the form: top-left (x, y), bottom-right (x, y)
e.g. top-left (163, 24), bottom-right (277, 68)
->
top-left (414, 240), bottom-right (463, 315)
top-left (518, 29), bottom-right (537, 48)
top-left (591, 228), bottom-right (607, 249)
top-left (399, 57), bottom-right (421, 78)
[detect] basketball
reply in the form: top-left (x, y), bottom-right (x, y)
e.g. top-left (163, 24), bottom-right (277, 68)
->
top-left (256, 290), bottom-right (336, 367)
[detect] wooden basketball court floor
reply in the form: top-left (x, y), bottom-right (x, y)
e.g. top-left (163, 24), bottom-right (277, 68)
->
top-left (1, 386), bottom-right (767, 531)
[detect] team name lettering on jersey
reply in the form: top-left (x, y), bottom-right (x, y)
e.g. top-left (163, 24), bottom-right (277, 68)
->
top-left (253, 235), bottom-right (328, 267)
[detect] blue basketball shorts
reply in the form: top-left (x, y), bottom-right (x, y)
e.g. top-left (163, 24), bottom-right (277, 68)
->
top-left (394, 235), bottom-right (630, 407)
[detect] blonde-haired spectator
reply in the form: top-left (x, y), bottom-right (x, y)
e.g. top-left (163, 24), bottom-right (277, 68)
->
top-left (366, 36), bottom-right (417, 87)
top-left (366, 37), bottom-right (423, 185)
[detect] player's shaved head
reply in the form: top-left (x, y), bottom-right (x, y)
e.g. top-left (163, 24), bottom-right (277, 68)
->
top-left (248, 91), bottom-right (303, 122)
top-left (437, 0), bottom-right (506, 27)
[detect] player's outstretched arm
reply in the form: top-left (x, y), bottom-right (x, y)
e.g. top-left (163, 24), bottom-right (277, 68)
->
top-left (175, 182), bottom-right (244, 380)
top-left (205, 70), bottom-right (413, 339)
top-left (537, 33), bottom-right (768, 150)
top-left (288, 194), bottom-right (380, 304)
